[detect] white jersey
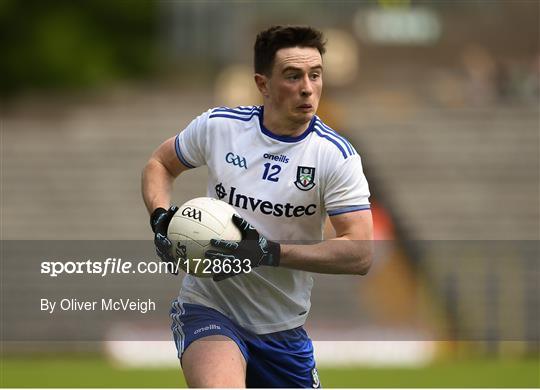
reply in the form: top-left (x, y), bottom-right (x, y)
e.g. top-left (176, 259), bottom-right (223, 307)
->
top-left (175, 105), bottom-right (370, 334)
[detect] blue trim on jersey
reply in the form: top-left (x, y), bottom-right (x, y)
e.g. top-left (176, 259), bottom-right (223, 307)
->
top-left (209, 113), bottom-right (261, 121)
top-left (316, 119), bottom-right (355, 156)
top-left (210, 106), bottom-right (261, 121)
top-left (212, 106), bottom-right (261, 114)
top-left (328, 205), bottom-right (371, 216)
top-left (215, 105), bottom-right (258, 111)
top-left (233, 106), bottom-right (258, 111)
top-left (326, 124), bottom-right (354, 155)
top-left (175, 135), bottom-right (196, 169)
top-left (259, 106), bottom-right (315, 143)
top-left (313, 126), bottom-right (348, 159)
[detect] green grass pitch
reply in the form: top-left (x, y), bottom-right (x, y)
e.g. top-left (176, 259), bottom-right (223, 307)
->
top-left (1, 356), bottom-right (538, 387)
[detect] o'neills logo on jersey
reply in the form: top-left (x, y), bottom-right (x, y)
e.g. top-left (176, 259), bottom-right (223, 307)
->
top-left (215, 183), bottom-right (316, 217)
top-left (263, 153), bottom-right (289, 163)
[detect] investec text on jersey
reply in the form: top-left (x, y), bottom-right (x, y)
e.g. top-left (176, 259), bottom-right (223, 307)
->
top-left (216, 184), bottom-right (316, 218)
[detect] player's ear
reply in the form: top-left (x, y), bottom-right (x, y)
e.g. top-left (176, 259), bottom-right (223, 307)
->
top-left (254, 73), bottom-right (269, 98)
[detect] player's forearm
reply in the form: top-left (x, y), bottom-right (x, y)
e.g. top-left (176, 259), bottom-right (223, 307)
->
top-left (279, 237), bottom-right (373, 275)
top-left (141, 158), bottom-right (175, 214)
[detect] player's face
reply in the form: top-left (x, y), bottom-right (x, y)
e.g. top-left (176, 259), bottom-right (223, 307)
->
top-left (265, 47), bottom-right (323, 126)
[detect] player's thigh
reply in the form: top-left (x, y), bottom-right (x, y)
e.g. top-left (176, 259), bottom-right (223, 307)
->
top-left (181, 334), bottom-right (247, 388)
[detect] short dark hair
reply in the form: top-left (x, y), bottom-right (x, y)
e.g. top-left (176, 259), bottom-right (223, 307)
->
top-left (254, 25), bottom-right (326, 75)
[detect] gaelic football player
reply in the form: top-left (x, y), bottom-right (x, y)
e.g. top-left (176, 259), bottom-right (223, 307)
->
top-left (142, 25), bottom-right (373, 388)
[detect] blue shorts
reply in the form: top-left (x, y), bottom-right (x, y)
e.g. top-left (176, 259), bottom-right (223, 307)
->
top-left (170, 301), bottom-right (321, 388)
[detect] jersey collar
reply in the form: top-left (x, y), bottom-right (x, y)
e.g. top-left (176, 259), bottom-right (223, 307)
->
top-left (258, 106), bottom-right (315, 143)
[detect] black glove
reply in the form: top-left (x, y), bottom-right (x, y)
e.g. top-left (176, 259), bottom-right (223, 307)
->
top-left (150, 206), bottom-right (179, 274)
top-left (205, 214), bottom-right (280, 282)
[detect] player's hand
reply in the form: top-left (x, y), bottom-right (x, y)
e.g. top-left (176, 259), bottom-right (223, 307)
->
top-left (150, 206), bottom-right (179, 274)
top-left (205, 214), bottom-right (280, 282)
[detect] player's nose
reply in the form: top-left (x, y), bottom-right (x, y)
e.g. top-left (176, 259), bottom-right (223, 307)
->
top-left (300, 75), bottom-right (313, 97)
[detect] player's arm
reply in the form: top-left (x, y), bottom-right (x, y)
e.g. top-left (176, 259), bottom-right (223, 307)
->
top-left (208, 210), bottom-right (373, 281)
top-left (279, 209), bottom-right (373, 275)
top-left (142, 136), bottom-right (191, 271)
top-left (142, 136), bottom-right (190, 214)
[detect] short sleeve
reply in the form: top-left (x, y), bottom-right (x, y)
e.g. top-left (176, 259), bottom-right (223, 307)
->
top-left (174, 110), bottom-right (211, 168)
top-left (324, 154), bottom-right (371, 216)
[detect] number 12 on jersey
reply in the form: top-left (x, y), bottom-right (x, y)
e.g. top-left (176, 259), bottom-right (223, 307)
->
top-left (262, 163), bottom-right (281, 182)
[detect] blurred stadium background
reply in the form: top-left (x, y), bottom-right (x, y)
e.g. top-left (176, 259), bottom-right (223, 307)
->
top-left (1, 0), bottom-right (538, 387)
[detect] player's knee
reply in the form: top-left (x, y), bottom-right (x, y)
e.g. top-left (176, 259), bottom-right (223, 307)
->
top-left (183, 363), bottom-right (246, 388)
top-left (181, 336), bottom-right (246, 388)
top-left (185, 372), bottom-right (245, 389)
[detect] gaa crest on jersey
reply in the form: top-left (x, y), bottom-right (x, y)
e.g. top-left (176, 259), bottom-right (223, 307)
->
top-left (225, 152), bottom-right (248, 169)
top-left (294, 166), bottom-right (316, 191)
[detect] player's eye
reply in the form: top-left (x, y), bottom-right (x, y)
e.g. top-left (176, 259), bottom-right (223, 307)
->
top-left (310, 73), bottom-right (321, 80)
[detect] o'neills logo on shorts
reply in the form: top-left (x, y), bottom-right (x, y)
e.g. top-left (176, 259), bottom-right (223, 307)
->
top-left (214, 184), bottom-right (317, 218)
top-left (194, 324), bottom-right (222, 335)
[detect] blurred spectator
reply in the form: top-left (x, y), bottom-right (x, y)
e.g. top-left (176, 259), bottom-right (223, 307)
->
top-left (460, 44), bottom-right (498, 105)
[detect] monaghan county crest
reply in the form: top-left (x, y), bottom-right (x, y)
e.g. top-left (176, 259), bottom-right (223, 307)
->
top-left (294, 166), bottom-right (316, 191)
